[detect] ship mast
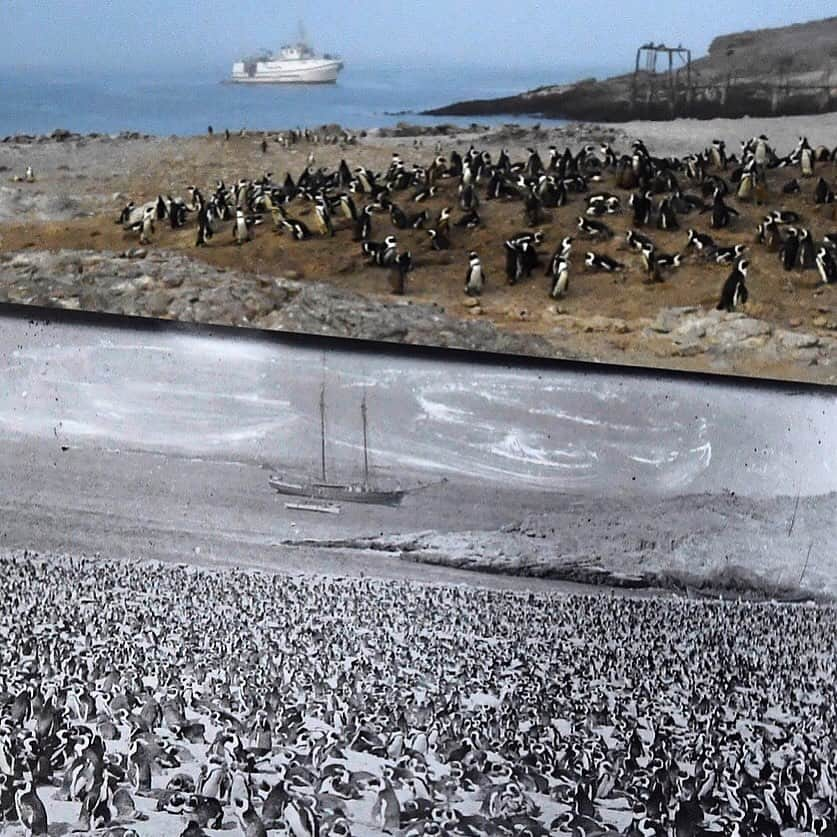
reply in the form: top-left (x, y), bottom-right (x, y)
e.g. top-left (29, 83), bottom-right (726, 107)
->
top-left (361, 391), bottom-right (369, 489)
top-left (319, 383), bottom-right (327, 482)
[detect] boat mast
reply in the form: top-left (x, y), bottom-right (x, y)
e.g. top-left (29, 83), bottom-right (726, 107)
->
top-left (361, 391), bottom-right (369, 489)
top-left (319, 383), bottom-right (327, 482)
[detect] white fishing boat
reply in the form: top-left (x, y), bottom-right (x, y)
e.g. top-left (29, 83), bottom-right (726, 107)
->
top-left (231, 25), bottom-right (343, 84)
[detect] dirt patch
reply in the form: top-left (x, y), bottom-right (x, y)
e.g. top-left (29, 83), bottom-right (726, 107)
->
top-left (1, 129), bottom-right (836, 383)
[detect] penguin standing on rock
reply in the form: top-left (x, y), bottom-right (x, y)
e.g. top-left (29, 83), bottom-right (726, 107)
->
top-left (465, 251), bottom-right (486, 297)
top-left (717, 259), bottom-right (749, 312)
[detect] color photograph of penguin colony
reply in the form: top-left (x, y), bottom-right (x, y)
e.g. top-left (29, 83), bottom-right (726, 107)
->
top-left (1, 113), bottom-right (837, 384)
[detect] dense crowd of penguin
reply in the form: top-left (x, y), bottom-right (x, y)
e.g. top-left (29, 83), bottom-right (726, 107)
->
top-left (1, 553), bottom-right (835, 837)
top-left (115, 133), bottom-right (837, 311)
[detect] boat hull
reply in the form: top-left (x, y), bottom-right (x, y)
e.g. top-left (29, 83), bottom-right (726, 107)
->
top-left (269, 476), bottom-right (405, 507)
top-left (231, 59), bottom-right (343, 84)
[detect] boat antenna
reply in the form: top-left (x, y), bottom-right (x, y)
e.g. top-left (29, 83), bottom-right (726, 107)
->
top-left (298, 20), bottom-right (308, 46)
top-left (361, 390), bottom-right (369, 489)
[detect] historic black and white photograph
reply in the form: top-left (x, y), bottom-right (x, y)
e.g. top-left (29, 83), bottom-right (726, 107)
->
top-left (1, 1), bottom-right (837, 836)
top-left (0, 306), bottom-right (834, 836)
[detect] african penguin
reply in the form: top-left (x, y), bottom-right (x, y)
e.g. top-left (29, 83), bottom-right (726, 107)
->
top-left (815, 247), bottom-right (837, 284)
top-left (465, 251), bottom-right (486, 297)
top-left (717, 260), bottom-right (749, 312)
top-left (585, 252), bottom-right (624, 272)
top-left (549, 257), bottom-right (570, 299)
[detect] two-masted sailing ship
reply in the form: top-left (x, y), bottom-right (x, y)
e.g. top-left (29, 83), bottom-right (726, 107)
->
top-left (269, 388), bottom-right (406, 507)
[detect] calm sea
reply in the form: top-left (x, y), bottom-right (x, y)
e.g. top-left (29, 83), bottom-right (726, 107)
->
top-left (0, 62), bottom-right (619, 137)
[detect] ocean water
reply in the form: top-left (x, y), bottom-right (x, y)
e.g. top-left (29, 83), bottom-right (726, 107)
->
top-left (0, 62), bottom-right (618, 137)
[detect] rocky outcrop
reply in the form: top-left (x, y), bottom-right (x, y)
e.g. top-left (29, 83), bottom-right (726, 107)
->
top-left (427, 17), bottom-right (837, 121)
top-left (0, 251), bottom-right (833, 374)
top-left (279, 492), bottom-right (837, 600)
top-left (0, 249), bottom-right (555, 356)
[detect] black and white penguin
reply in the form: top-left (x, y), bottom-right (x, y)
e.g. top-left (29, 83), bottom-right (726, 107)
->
top-left (639, 244), bottom-right (663, 283)
top-left (353, 205), bottom-right (374, 242)
top-left (717, 259), bottom-right (749, 312)
top-left (465, 251), bottom-right (486, 297)
top-left (389, 251), bottom-right (413, 295)
top-left (459, 182), bottom-right (479, 211)
top-left (630, 190), bottom-right (654, 226)
top-left (549, 256), bottom-right (570, 299)
top-left (335, 192), bottom-right (357, 221)
top-left (686, 228), bottom-right (715, 254)
top-left (234, 209), bottom-right (254, 244)
top-left (759, 216), bottom-right (783, 252)
top-left (378, 235), bottom-right (399, 267)
top-left (168, 196), bottom-right (188, 229)
top-left (116, 201), bottom-right (135, 225)
top-left (525, 147), bottom-right (544, 179)
top-left (139, 206), bottom-right (155, 245)
top-left (626, 229), bottom-right (654, 252)
top-left (772, 209), bottom-right (801, 225)
top-left (412, 185), bottom-right (436, 203)
top-left (656, 198), bottom-right (679, 231)
top-left (508, 230), bottom-right (544, 249)
top-left (15, 773), bottom-right (48, 836)
top-left (233, 796), bottom-right (267, 837)
top-left (814, 177), bottom-right (835, 205)
top-left (799, 137), bottom-right (815, 177)
top-left (283, 218), bottom-right (312, 241)
top-left (815, 247), bottom-right (837, 284)
top-left (577, 216), bottom-right (613, 239)
top-left (427, 228), bottom-right (450, 251)
top-left (710, 140), bottom-right (727, 170)
top-left (707, 189), bottom-right (738, 229)
top-left (753, 135), bottom-right (770, 169)
top-left (25, 165), bottom-right (35, 183)
top-left (782, 178), bottom-right (801, 195)
top-left (736, 167), bottom-right (755, 202)
top-left (314, 197), bottom-right (334, 237)
top-left (585, 252), bottom-right (624, 272)
top-left (655, 252), bottom-right (682, 270)
top-left (454, 208), bottom-right (481, 228)
top-left (371, 780), bottom-right (401, 834)
top-left (389, 204), bottom-right (409, 229)
top-left (798, 228), bottom-right (817, 269)
top-left (781, 227), bottom-right (800, 271)
top-left (713, 244), bottom-right (747, 265)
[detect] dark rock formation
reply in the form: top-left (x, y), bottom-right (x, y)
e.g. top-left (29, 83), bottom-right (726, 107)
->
top-left (427, 17), bottom-right (837, 121)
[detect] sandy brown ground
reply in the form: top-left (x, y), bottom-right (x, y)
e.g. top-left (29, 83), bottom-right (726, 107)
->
top-left (1, 119), bottom-right (836, 383)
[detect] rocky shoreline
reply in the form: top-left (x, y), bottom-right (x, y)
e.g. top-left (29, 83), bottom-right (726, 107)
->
top-left (428, 17), bottom-right (837, 122)
top-left (1, 248), bottom-right (835, 380)
top-left (278, 491), bottom-right (837, 601)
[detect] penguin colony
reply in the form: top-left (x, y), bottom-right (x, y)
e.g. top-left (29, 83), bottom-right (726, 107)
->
top-left (0, 552), bottom-right (836, 837)
top-left (114, 134), bottom-right (837, 314)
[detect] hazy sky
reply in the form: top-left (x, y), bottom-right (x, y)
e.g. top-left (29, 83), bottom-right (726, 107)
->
top-left (1, 0), bottom-right (833, 73)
